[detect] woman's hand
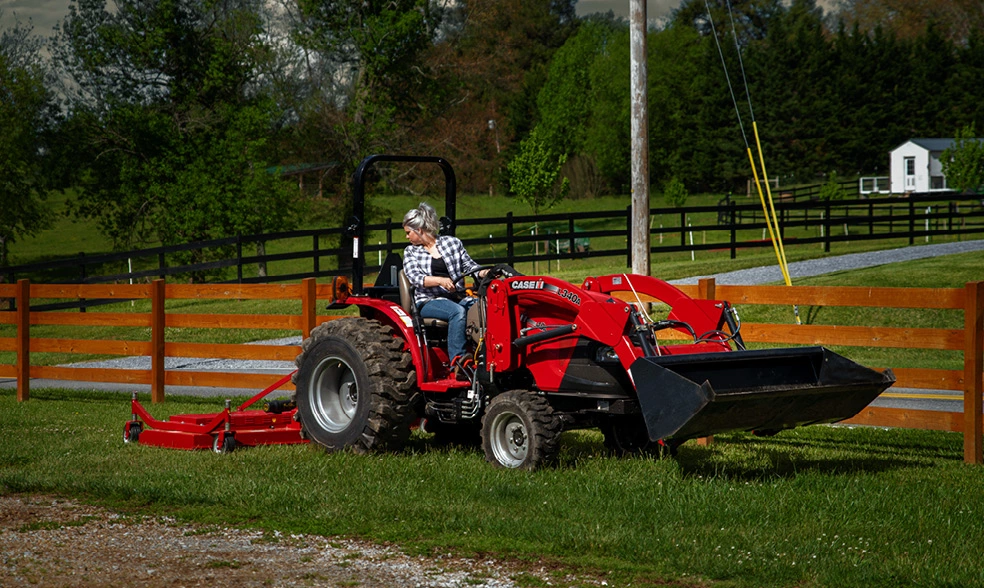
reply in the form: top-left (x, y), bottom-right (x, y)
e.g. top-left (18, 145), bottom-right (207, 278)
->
top-left (425, 276), bottom-right (457, 291)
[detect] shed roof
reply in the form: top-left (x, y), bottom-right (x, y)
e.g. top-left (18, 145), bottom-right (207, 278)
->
top-left (894, 138), bottom-right (984, 152)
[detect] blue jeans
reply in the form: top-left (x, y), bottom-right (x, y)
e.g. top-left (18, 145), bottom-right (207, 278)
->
top-left (419, 297), bottom-right (476, 361)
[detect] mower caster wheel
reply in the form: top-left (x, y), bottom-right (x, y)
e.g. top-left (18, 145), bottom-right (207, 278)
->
top-left (212, 433), bottom-right (236, 454)
top-left (123, 421), bottom-right (143, 444)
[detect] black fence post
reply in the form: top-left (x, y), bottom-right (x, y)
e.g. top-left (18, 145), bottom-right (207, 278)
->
top-left (679, 210), bottom-right (686, 248)
top-left (824, 201), bottom-right (832, 253)
top-left (909, 198), bottom-right (916, 245)
top-left (729, 201), bottom-right (737, 259)
top-left (568, 215), bottom-right (576, 258)
top-left (313, 233), bottom-right (320, 275)
top-left (386, 217), bottom-right (394, 259)
top-left (506, 212), bottom-right (514, 262)
top-left (158, 250), bottom-right (166, 280)
top-left (236, 235), bottom-right (243, 283)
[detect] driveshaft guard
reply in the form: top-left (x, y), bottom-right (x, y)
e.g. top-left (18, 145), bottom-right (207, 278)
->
top-left (629, 347), bottom-right (895, 442)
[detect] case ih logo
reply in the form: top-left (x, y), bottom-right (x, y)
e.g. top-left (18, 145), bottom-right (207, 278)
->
top-left (510, 279), bottom-right (544, 291)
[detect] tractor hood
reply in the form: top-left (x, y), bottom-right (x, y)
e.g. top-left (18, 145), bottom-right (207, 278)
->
top-left (629, 346), bottom-right (895, 441)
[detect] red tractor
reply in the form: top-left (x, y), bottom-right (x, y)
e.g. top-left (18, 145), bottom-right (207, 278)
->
top-left (292, 155), bottom-right (894, 469)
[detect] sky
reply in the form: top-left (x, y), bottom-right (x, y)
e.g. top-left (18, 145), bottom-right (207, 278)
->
top-left (0, 0), bottom-right (684, 37)
top-left (0, 0), bottom-right (71, 35)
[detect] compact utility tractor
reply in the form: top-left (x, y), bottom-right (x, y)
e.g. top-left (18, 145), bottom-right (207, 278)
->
top-left (291, 155), bottom-right (895, 469)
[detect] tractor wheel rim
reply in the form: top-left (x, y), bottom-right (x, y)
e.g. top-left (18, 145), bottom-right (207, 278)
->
top-left (309, 356), bottom-right (358, 433)
top-left (490, 412), bottom-right (528, 467)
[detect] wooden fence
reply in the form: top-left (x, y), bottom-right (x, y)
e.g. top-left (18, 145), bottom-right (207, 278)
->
top-left (1, 278), bottom-right (982, 463)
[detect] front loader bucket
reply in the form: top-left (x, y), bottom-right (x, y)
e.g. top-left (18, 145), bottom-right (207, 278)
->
top-left (629, 347), bottom-right (895, 442)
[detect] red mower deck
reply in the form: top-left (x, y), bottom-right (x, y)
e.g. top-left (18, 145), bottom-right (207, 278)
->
top-left (123, 372), bottom-right (307, 452)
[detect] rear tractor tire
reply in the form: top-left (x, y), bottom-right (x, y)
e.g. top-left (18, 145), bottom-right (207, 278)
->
top-left (481, 390), bottom-right (562, 470)
top-left (293, 318), bottom-right (416, 454)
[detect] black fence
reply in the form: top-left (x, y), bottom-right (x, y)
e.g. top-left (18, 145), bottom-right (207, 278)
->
top-left (4, 192), bottom-right (983, 302)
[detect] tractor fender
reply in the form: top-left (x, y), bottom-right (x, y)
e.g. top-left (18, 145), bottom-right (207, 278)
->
top-left (342, 297), bottom-right (427, 379)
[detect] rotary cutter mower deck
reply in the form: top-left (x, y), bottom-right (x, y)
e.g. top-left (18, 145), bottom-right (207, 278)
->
top-left (287, 155), bottom-right (896, 470)
top-left (124, 373), bottom-right (307, 453)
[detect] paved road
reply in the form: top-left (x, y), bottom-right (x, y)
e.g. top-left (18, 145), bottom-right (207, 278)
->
top-left (2, 239), bottom-right (981, 404)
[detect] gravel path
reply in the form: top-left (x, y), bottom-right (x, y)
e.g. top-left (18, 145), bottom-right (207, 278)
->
top-left (670, 239), bottom-right (984, 285)
top-left (0, 495), bottom-right (577, 588)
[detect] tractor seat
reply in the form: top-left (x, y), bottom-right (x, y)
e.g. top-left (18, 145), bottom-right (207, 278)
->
top-left (398, 270), bottom-right (448, 329)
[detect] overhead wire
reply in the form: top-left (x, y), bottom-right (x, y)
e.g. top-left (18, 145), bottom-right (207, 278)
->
top-left (705, 0), bottom-right (801, 324)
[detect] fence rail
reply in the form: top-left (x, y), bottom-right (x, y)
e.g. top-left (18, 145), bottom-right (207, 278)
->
top-left (3, 194), bottom-right (983, 296)
top-left (2, 278), bottom-right (982, 463)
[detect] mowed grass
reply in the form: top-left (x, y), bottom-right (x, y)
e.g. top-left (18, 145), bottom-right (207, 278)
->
top-left (4, 192), bottom-right (984, 586)
top-left (0, 387), bottom-right (980, 588)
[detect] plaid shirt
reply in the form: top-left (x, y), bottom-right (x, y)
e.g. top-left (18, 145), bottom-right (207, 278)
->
top-left (403, 236), bottom-right (481, 306)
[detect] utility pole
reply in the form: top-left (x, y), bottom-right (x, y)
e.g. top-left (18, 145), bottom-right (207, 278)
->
top-left (629, 0), bottom-right (651, 276)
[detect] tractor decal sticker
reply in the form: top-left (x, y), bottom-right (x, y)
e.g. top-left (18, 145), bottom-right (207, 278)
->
top-left (510, 279), bottom-right (545, 291)
top-left (543, 283), bottom-right (581, 306)
top-left (391, 305), bottom-right (414, 328)
top-left (510, 279), bottom-right (581, 305)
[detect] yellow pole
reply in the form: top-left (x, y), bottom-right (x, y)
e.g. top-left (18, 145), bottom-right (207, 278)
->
top-left (752, 121), bottom-right (800, 324)
top-left (746, 148), bottom-right (790, 286)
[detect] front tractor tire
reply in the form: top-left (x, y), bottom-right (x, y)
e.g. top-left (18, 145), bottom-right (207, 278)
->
top-left (481, 390), bottom-right (562, 470)
top-left (293, 318), bottom-right (416, 454)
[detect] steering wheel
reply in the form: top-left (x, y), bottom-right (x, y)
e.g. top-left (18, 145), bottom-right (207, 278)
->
top-left (473, 263), bottom-right (523, 297)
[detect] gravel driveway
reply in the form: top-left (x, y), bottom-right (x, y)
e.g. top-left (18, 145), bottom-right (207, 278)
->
top-left (0, 495), bottom-right (585, 588)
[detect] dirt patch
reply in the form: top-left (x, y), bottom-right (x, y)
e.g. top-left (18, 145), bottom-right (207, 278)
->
top-left (0, 494), bottom-right (580, 587)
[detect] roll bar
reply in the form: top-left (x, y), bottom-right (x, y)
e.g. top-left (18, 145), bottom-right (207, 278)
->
top-left (349, 154), bottom-right (457, 295)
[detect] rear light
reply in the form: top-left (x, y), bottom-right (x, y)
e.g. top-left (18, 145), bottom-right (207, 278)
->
top-left (332, 275), bottom-right (351, 303)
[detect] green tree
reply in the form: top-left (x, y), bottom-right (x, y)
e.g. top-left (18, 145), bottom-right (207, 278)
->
top-left (0, 18), bottom-right (57, 269)
top-left (54, 0), bottom-right (297, 278)
top-left (507, 126), bottom-right (570, 216)
top-left (818, 171), bottom-right (847, 200)
top-left (537, 19), bottom-right (618, 157)
top-left (582, 26), bottom-right (631, 191)
top-left (942, 125), bottom-right (984, 194)
top-left (663, 177), bottom-right (690, 208)
top-left (289, 0), bottom-right (445, 166)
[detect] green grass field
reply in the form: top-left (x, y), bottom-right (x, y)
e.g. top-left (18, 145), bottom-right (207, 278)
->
top-left (0, 388), bottom-right (980, 588)
top-left (4, 190), bottom-right (984, 587)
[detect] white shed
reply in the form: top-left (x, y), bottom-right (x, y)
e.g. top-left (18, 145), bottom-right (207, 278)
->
top-left (890, 138), bottom-right (956, 194)
top-left (889, 137), bottom-right (984, 194)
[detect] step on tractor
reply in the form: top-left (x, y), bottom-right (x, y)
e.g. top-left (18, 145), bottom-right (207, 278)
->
top-left (292, 155), bottom-right (895, 469)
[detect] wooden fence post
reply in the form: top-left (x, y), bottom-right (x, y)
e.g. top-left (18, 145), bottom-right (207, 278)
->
top-left (151, 279), bottom-right (165, 403)
top-left (964, 281), bottom-right (984, 464)
top-left (16, 279), bottom-right (29, 402)
top-left (302, 277), bottom-right (317, 340)
top-left (695, 277), bottom-right (716, 446)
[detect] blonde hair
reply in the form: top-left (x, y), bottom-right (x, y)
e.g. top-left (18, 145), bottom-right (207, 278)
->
top-left (402, 202), bottom-right (440, 237)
